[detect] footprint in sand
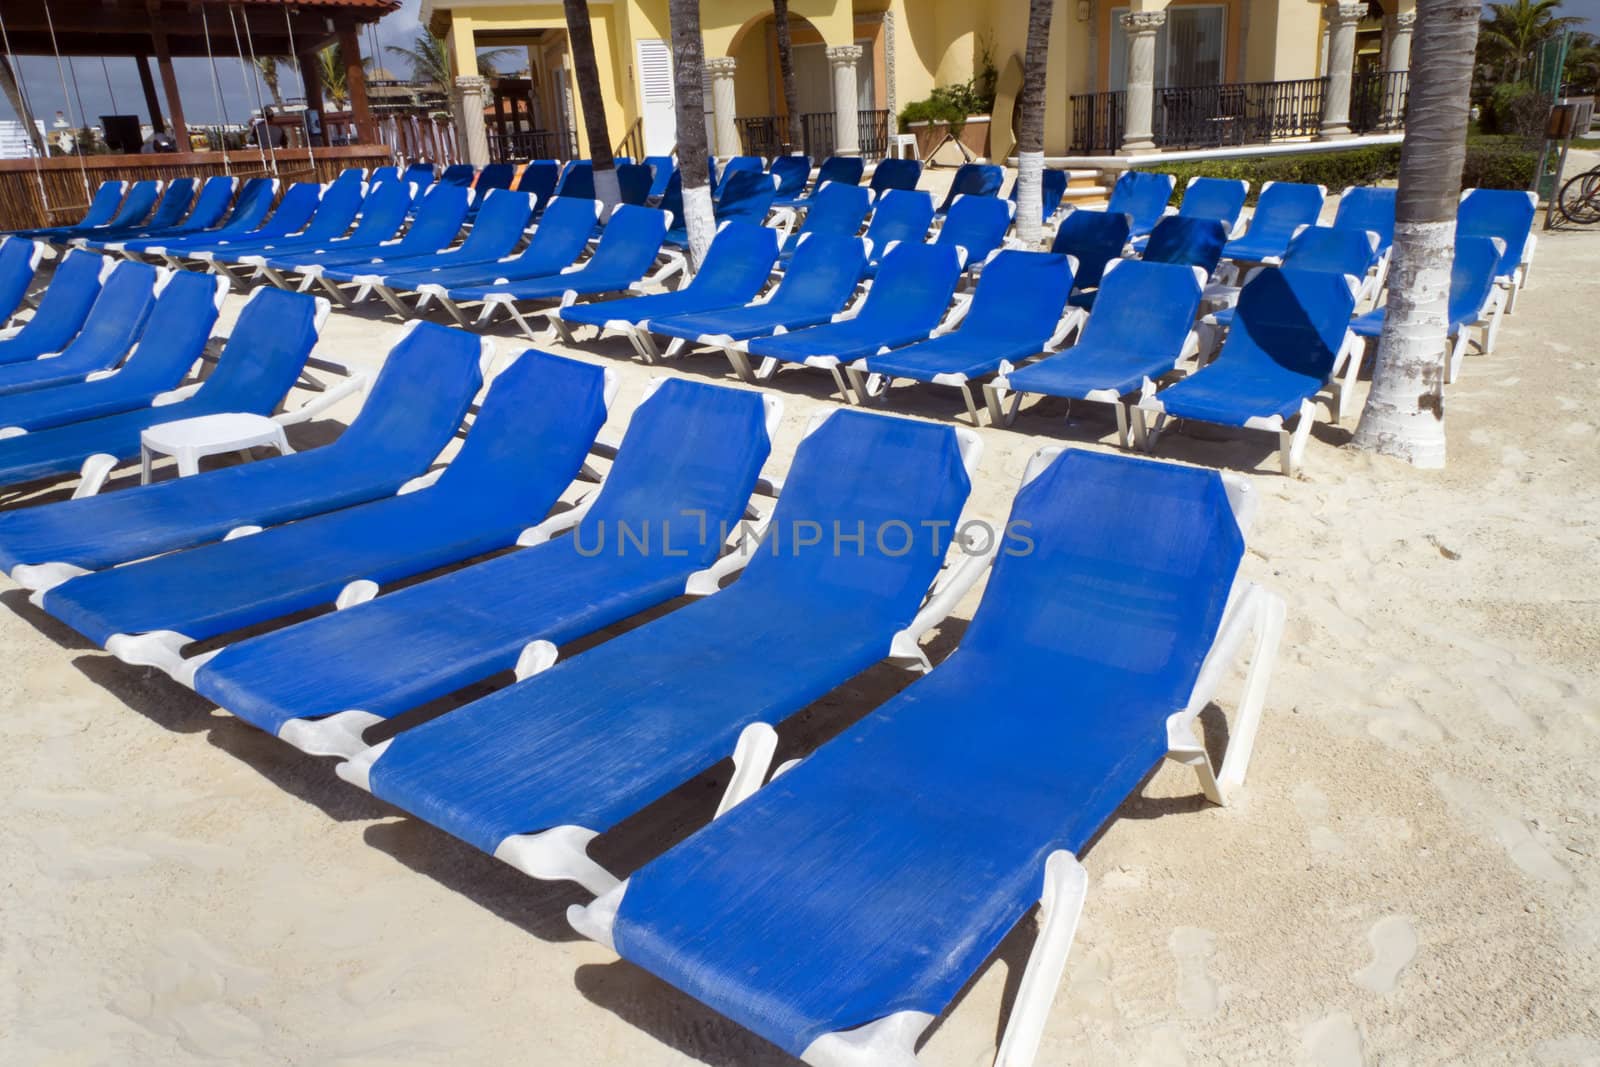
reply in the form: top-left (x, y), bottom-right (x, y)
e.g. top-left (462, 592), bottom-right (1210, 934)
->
top-left (1354, 916), bottom-right (1417, 994)
top-left (1293, 782), bottom-right (1346, 855)
top-left (1433, 775), bottom-right (1575, 887)
top-left (1168, 926), bottom-right (1220, 1017)
top-left (1303, 1012), bottom-right (1366, 1066)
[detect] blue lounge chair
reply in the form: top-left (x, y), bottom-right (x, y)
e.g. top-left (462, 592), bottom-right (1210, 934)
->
top-left (44, 351), bottom-right (612, 667)
top-left (1202, 225), bottom-right (1379, 343)
top-left (769, 154), bottom-right (812, 204)
top-left (463, 163), bottom-right (516, 221)
top-left (367, 165), bottom-right (402, 189)
top-left (1006, 168), bottom-right (1069, 226)
top-left (193, 378), bottom-right (778, 758)
top-left (617, 163), bottom-right (655, 206)
top-left (1137, 267), bottom-right (1359, 475)
top-left (412, 197), bottom-right (601, 325)
top-left (88, 176), bottom-right (234, 250)
top-left (643, 155), bottom-right (676, 199)
top-left (934, 162), bottom-right (1004, 217)
top-left (241, 181), bottom-right (420, 285)
top-left (280, 184), bottom-right (473, 302)
top-left (0, 287), bottom-right (328, 495)
top-left (1220, 181), bottom-right (1327, 265)
top-left (570, 447), bottom-right (1281, 1067)
top-left (69, 178), bottom-right (196, 248)
top-left (986, 259), bottom-right (1206, 443)
top-left (0, 320), bottom-right (490, 587)
top-left (515, 160), bottom-right (562, 211)
top-left (1078, 170), bottom-right (1174, 239)
top-left (1142, 215), bottom-right (1227, 274)
top-left (0, 250), bottom-right (114, 366)
top-left (666, 170), bottom-right (779, 251)
top-left (438, 164), bottom-right (476, 187)
top-left (743, 242), bottom-right (962, 395)
top-left (1331, 185), bottom-right (1396, 254)
top-left (649, 233), bottom-right (869, 367)
top-left (333, 167), bottom-right (367, 187)
top-left (863, 188), bottom-right (935, 251)
top-left (44, 179), bottom-right (162, 244)
top-left (1052, 208), bottom-right (1130, 303)
top-left (846, 249), bottom-right (1074, 422)
top-left (932, 195), bottom-right (1015, 271)
top-left (714, 156), bottom-right (765, 199)
top-left (1351, 235), bottom-right (1505, 383)
top-left (1177, 176), bottom-right (1250, 234)
top-left (149, 180), bottom-right (320, 265)
top-left (188, 181), bottom-right (365, 280)
top-left (333, 408), bottom-right (981, 903)
top-left (869, 157), bottom-right (922, 195)
top-left (785, 156), bottom-right (866, 210)
top-left (555, 221), bottom-right (781, 359)
top-left (403, 162), bottom-right (437, 189)
top-left (778, 181), bottom-right (872, 258)
top-left (555, 160), bottom-right (596, 200)
top-left (116, 177), bottom-right (274, 259)
top-left (0, 271), bottom-right (224, 428)
top-left (469, 205), bottom-right (671, 336)
top-left (8, 180), bottom-right (125, 238)
top-left (1457, 187), bottom-right (1538, 310)
top-left (0, 237), bottom-right (44, 326)
top-left (0, 259), bottom-right (165, 397)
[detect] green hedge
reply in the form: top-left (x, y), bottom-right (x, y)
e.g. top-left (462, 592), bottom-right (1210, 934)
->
top-left (1138, 142), bottom-right (1535, 200)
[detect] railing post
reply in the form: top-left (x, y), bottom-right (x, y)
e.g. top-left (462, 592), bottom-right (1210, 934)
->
top-left (1318, 1), bottom-right (1364, 140)
top-left (1119, 11), bottom-right (1165, 153)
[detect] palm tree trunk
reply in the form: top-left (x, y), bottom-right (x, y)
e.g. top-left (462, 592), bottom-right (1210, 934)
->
top-left (1015, 0), bottom-right (1054, 245)
top-left (668, 0), bottom-right (716, 267)
top-left (1352, 0), bottom-right (1480, 467)
top-left (0, 56), bottom-right (46, 156)
top-left (772, 0), bottom-right (803, 153)
top-left (562, 0), bottom-right (620, 210)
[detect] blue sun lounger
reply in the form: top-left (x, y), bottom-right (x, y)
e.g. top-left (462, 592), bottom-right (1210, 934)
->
top-left (861, 189), bottom-right (935, 269)
top-left (555, 161), bottom-right (597, 200)
top-left (0, 271), bottom-right (222, 429)
top-left (1219, 181), bottom-right (1327, 266)
top-left (44, 179), bottom-right (163, 245)
top-left (1138, 267), bottom-right (1359, 475)
top-left (0, 287), bottom-right (328, 495)
top-left (1052, 208), bottom-right (1130, 306)
top-left (333, 409), bottom-right (982, 902)
top-left (282, 185), bottom-right (474, 301)
top-left (769, 155), bottom-right (812, 205)
top-left (665, 171), bottom-right (779, 251)
top-left (1075, 170), bottom-right (1173, 239)
top-left (1177, 176), bottom-right (1250, 233)
top-left (240, 181), bottom-right (419, 284)
top-left (0, 250), bottom-right (114, 365)
top-left (934, 163), bottom-right (1004, 218)
top-left (412, 197), bottom-right (602, 325)
top-left (439, 164), bottom-right (475, 187)
top-left (1331, 185), bottom-right (1396, 254)
top-left (1006, 168), bottom-right (1069, 226)
top-left (869, 157), bottom-right (922, 195)
top-left (46, 351), bottom-right (612, 672)
top-left (81, 176), bottom-right (232, 249)
top-left (463, 163), bottom-right (515, 220)
top-left (517, 160), bottom-right (562, 212)
top-left (555, 221), bottom-right (780, 359)
top-left (1351, 234), bottom-right (1505, 383)
top-left (194, 378), bottom-right (778, 758)
top-left (570, 447), bottom-right (1282, 1067)
top-left (0, 321), bottom-right (489, 588)
top-left (189, 181), bottom-right (366, 282)
top-left (8, 180), bottom-right (125, 238)
top-left (468, 205), bottom-right (670, 336)
top-left (845, 250), bottom-right (1075, 422)
top-left (1201, 225), bottom-right (1379, 345)
top-left (0, 260), bottom-right (172, 398)
top-left (0, 238), bottom-right (44, 326)
top-left (714, 156), bottom-right (765, 199)
top-left (986, 260), bottom-right (1206, 443)
top-left (785, 156), bottom-right (866, 211)
top-left (1457, 187), bottom-right (1538, 311)
top-left (1074, 215), bottom-right (1222, 311)
top-left (649, 233), bottom-right (869, 370)
top-left (69, 178), bottom-right (195, 248)
top-left (110, 177), bottom-right (274, 258)
top-left (777, 181), bottom-right (872, 259)
top-left (743, 243), bottom-right (962, 396)
top-left (934, 195), bottom-right (1014, 269)
top-left (146, 181), bottom-right (320, 265)
top-left (643, 156), bottom-right (676, 200)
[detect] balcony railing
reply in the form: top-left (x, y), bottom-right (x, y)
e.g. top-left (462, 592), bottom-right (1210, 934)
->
top-left (1068, 72), bottom-right (1407, 155)
top-left (488, 127), bottom-right (579, 163)
top-left (736, 110), bottom-right (892, 160)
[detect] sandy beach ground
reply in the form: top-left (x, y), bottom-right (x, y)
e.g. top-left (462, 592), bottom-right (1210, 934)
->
top-left (1, 178), bottom-right (1597, 1066)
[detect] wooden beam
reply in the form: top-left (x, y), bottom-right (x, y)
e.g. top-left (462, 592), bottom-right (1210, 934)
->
top-left (148, 10), bottom-right (187, 149)
top-left (136, 55), bottom-right (165, 135)
top-left (299, 50), bottom-right (326, 147)
top-left (337, 18), bottom-right (372, 141)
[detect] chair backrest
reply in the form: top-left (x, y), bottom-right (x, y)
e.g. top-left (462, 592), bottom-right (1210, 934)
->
top-left (729, 409), bottom-right (970, 627)
top-left (475, 163), bottom-right (517, 193)
top-left (1106, 171), bottom-right (1175, 233)
top-left (516, 197), bottom-right (602, 270)
top-left (0, 237), bottom-right (41, 319)
top-left (657, 169), bottom-right (685, 229)
top-left (388, 184), bottom-right (471, 254)
top-left (555, 159), bottom-right (596, 200)
top-left (67, 259), bottom-right (160, 358)
top-left (1080, 259), bottom-right (1203, 354)
top-left (1280, 226), bottom-right (1379, 278)
top-left (108, 271), bottom-right (226, 391)
top-left (367, 165), bottom-right (402, 188)
top-left (179, 176), bottom-right (237, 231)
top-left (104, 180), bottom-right (163, 229)
top-left (1242, 181), bottom-right (1326, 245)
top-left (790, 182), bottom-right (872, 247)
top-left (76, 181), bottom-right (128, 228)
top-left (1331, 186), bottom-right (1396, 251)
top-left (340, 181), bottom-right (416, 243)
top-left (1223, 266), bottom-right (1355, 381)
top-left (1457, 188), bottom-right (1536, 277)
top-left (402, 162), bottom-right (437, 188)
top-left (137, 177), bottom-right (197, 231)
top-left (816, 156), bottom-right (865, 189)
top-left (933, 195), bottom-right (1013, 264)
top-left (870, 157), bottom-right (922, 194)
top-left (1178, 176), bottom-right (1248, 231)
top-left (193, 287), bottom-right (322, 411)
top-left (1448, 235), bottom-right (1506, 327)
top-left (645, 156), bottom-right (677, 199)
top-left (863, 190), bottom-right (935, 258)
top-left (577, 379), bottom-right (771, 565)
top-left (617, 163), bottom-right (656, 205)
top-left (328, 319), bottom-right (486, 460)
top-left (251, 182), bottom-right (323, 238)
top-left (515, 159), bottom-right (562, 206)
top-left (18, 249), bottom-right (110, 347)
top-left (332, 167), bottom-right (366, 187)
top-left (1142, 216), bottom-right (1228, 275)
top-left (770, 155), bottom-right (812, 200)
top-left (937, 163), bottom-right (1004, 213)
top-left (452, 190), bottom-right (537, 260)
top-left (714, 171), bottom-right (778, 225)
top-left (715, 156), bottom-right (765, 198)
top-left (439, 164), bottom-right (476, 187)
top-left (957, 250), bottom-right (1073, 343)
top-left (769, 233), bottom-right (867, 316)
top-left (296, 178), bottom-right (366, 239)
top-left (1007, 170), bottom-right (1069, 223)
top-left (217, 178), bottom-right (278, 234)
top-left (687, 222), bottom-right (781, 298)
top-left (583, 204), bottom-right (670, 278)
top-left (1051, 209), bottom-right (1131, 289)
top-left (858, 242), bottom-right (963, 332)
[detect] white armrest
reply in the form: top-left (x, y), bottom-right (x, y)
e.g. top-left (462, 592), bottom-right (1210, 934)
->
top-left (684, 513), bottom-right (771, 596)
top-left (274, 372), bottom-right (370, 428)
top-left (517, 493), bottom-right (597, 546)
top-left (396, 467), bottom-right (445, 495)
top-left (887, 527), bottom-right (1001, 671)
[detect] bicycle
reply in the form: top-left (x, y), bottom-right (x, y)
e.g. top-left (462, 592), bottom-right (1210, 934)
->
top-left (1557, 165), bottom-right (1600, 225)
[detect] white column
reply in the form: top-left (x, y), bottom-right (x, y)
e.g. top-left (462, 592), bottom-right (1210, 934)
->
top-left (455, 75), bottom-right (491, 165)
top-left (1385, 9), bottom-right (1416, 73)
top-left (1119, 11), bottom-right (1165, 154)
top-left (827, 44), bottom-right (863, 157)
top-left (1318, 1), bottom-right (1364, 139)
top-left (706, 56), bottom-right (740, 159)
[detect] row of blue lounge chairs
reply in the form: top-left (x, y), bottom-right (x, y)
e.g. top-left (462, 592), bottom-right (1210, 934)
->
top-left (0, 293), bottom-right (1286, 1063)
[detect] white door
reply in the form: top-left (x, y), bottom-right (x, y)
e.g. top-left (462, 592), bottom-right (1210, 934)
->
top-left (637, 39), bottom-right (676, 155)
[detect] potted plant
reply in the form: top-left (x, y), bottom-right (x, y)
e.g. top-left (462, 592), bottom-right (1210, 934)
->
top-left (898, 46), bottom-right (997, 159)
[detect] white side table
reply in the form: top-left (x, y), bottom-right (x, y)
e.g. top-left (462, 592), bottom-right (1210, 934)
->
top-left (892, 133), bottom-right (918, 160)
top-left (140, 412), bottom-right (293, 484)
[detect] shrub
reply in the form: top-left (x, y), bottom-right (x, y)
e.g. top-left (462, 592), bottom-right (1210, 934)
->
top-left (1481, 82), bottom-right (1548, 141)
top-left (1142, 145), bottom-right (1402, 204)
top-left (899, 76), bottom-right (996, 136)
top-left (1461, 142), bottom-right (1538, 189)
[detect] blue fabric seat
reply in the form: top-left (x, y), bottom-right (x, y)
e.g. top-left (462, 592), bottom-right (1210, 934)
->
top-left (195, 377), bottom-right (773, 754)
top-left (150, 181), bottom-right (322, 260)
top-left (934, 163), bottom-right (1004, 217)
top-left (248, 182), bottom-right (420, 273)
top-left (0, 321), bottom-right (486, 579)
top-left (438, 164), bottom-right (475, 187)
top-left (0, 249), bottom-right (112, 366)
top-left (273, 185), bottom-right (473, 289)
top-left (71, 178), bottom-right (196, 247)
top-left (1220, 181), bottom-right (1326, 263)
top-left (367, 165), bottom-right (402, 189)
top-left (463, 163), bottom-right (516, 221)
top-left (768, 155), bottom-right (812, 204)
top-left (591, 448), bottom-right (1255, 1065)
top-left (0, 237), bottom-right (44, 325)
top-left (1076, 171), bottom-right (1174, 239)
top-left (642, 156), bottom-right (676, 199)
top-left (1207, 226), bottom-right (1379, 333)
top-left (1005, 169), bottom-right (1069, 224)
top-left (1351, 235), bottom-right (1503, 383)
top-left (616, 163), bottom-right (655, 206)
top-left (42, 350), bottom-right (610, 649)
top-left (665, 171), bottom-right (778, 248)
top-left (43, 179), bottom-right (162, 244)
top-left (1330, 186), bottom-right (1396, 253)
top-left (785, 156), bottom-right (866, 210)
top-left (347, 409), bottom-right (972, 883)
top-left (1052, 209), bottom-right (1130, 302)
top-left (8, 180), bottom-right (125, 238)
top-left (515, 160), bottom-right (562, 211)
top-left (1177, 176), bottom-right (1249, 232)
top-left (778, 181), bottom-right (871, 257)
top-left (848, 250), bottom-right (1073, 421)
top-left (990, 259), bottom-right (1205, 441)
top-left (118, 177), bottom-right (278, 257)
top-left (1457, 187), bottom-right (1537, 287)
top-left (0, 259), bottom-right (175, 403)
top-left (555, 160), bottom-right (596, 200)
top-left (1140, 267), bottom-right (1356, 475)
top-left (933, 195), bottom-right (1014, 268)
top-left (1142, 216), bottom-right (1227, 274)
top-left (0, 287), bottom-right (323, 490)
top-left (713, 156), bottom-right (765, 199)
top-left (88, 176), bottom-right (235, 249)
top-left (403, 163), bottom-right (437, 189)
top-left (869, 157), bottom-right (921, 195)
top-left (861, 189), bottom-right (934, 267)
top-left (187, 181), bottom-right (365, 263)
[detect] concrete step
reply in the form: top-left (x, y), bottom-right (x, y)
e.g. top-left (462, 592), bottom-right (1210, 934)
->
top-left (1061, 184), bottom-right (1111, 207)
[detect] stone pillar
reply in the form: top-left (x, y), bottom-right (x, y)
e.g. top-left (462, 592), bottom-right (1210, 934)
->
top-left (1119, 11), bottom-right (1165, 154)
top-left (1318, 1), bottom-right (1364, 139)
top-left (827, 45), bottom-right (863, 156)
top-left (455, 75), bottom-right (491, 165)
top-left (706, 56), bottom-right (740, 158)
top-left (1385, 9), bottom-right (1416, 73)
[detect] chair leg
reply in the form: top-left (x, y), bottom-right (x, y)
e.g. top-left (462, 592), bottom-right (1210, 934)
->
top-left (724, 345), bottom-right (757, 382)
top-left (983, 381), bottom-right (1023, 427)
top-left (957, 383), bottom-right (981, 426)
top-left (1280, 401), bottom-right (1316, 476)
top-left (993, 853), bottom-right (1089, 1067)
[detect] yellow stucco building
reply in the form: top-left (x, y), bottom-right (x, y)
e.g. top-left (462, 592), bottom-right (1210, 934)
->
top-left (425, 0), bottom-right (1414, 164)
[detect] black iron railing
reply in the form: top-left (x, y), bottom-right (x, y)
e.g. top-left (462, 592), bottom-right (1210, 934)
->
top-left (736, 116), bottom-right (784, 158)
top-left (738, 111), bottom-right (890, 160)
top-left (1069, 91), bottom-right (1126, 154)
top-left (1350, 70), bottom-right (1409, 133)
top-left (858, 110), bottom-right (891, 158)
top-left (488, 128), bottom-right (577, 163)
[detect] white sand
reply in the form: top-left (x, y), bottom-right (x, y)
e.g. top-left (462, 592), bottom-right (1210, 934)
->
top-left (2, 200), bottom-right (1598, 1065)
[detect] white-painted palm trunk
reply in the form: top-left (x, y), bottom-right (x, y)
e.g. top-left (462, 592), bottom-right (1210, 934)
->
top-left (1352, 219), bottom-right (1450, 468)
top-left (683, 182), bottom-right (716, 270)
top-left (1015, 150), bottom-right (1045, 246)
